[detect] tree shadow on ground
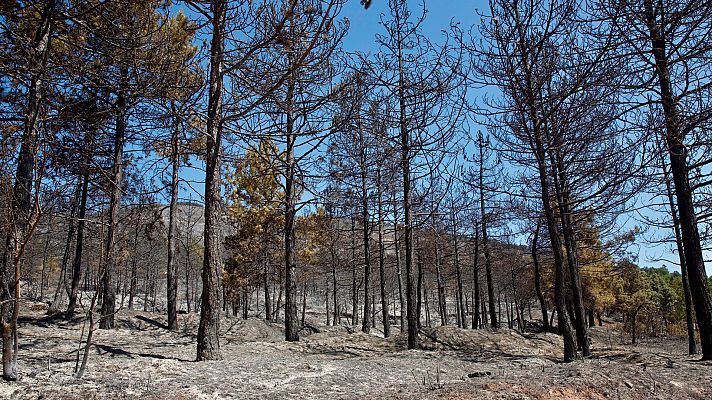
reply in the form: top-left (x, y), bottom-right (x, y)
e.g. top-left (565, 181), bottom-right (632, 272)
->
top-left (94, 343), bottom-right (190, 362)
top-left (18, 313), bottom-right (73, 328)
top-left (135, 315), bottom-right (168, 330)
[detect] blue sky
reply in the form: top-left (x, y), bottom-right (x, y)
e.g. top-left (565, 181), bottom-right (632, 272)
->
top-left (339, 0), bottom-right (481, 53)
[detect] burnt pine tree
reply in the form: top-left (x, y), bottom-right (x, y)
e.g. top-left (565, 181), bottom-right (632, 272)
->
top-left (476, 133), bottom-right (498, 329)
top-left (657, 134), bottom-right (698, 355)
top-left (0, 0), bottom-right (58, 380)
top-left (66, 0), bottom-right (185, 330)
top-left (191, 0), bottom-right (227, 361)
top-left (596, 0), bottom-right (712, 360)
top-left (64, 95), bottom-right (104, 319)
top-left (187, 0), bottom-right (298, 358)
top-left (371, 0), bottom-right (464, 349)
top-left (326, 70), bottom-right (382, 334)
top-left (226, 0), bottom-right (346, 341)
top-left (150, 13), bottom-right (201, 332)
top-left (469, 0), bottom-right (581, 361)
top-left (643, 0), bottom-right (712, 360)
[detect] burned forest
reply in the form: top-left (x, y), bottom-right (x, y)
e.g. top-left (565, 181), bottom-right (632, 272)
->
top-left (1, 0), bottom-right (712, 398)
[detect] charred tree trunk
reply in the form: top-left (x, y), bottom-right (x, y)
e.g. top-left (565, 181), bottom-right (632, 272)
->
top-left (498, 293), bottom-right (502, 327)
top-left (1, 1), bottom-right (54, 380)
top-left (197, 0), bottom-right (226, 361)
top-left (481, 289), bottom-right (488, 328)
top-left (532, 219), bottom-right (550, 331)
top-left (396, 11), bottom-right (418, 348)
top-left (331, 255), bottom-right (339, 326)
top-left (514, 31), bottom-right (577, 360)
top-left (478, 136), bottom-right (497, 329)
top-left (660, 137), bottom-right (697, 355)
top-left (451, 205), bottom-right (467, 328)
top-left (128, 245), bottom-right (138, 311)
top-left (49, 187), bottom-right (78, 314)
top-left (243, 286), bottom-right (249, 320)
top-left (361, 147), bottom-right (371, 334)
top-left (184, 247), bottom-right (191, 313)
top-left (424, 288), bottom-right (432, 327)
top-left (371, 284), bottom-right (376, 328)
top-left (66, 170), bottom-right (90, 318)
top-left (394, 210), bottom-right (405, 333)
top-left (166, 112), bottom-right (181, 331)
top-left (416, 244), bottom-right (423, 330)
top-left (301, 281), bottom-right (307, 327)
top-left (351, 217), bottom-right (359, 326)
top-left (38, 227), bottom-right (51, 300)
top-left (644, 0), bottom-right (712, 360)
top-left (511, 268), bottom-right (523, 331)
top-left (283, 67), bottom-right (299, 342)
top-left (144, 259), bottom-right (151, 312)
top-left (550, 151), bottom-right (590, 356)
top-left (536, 154), bottom-right (576, 361)
top-left (472, 224), bottom-right (481, 329)
top-left (263, 261), bottom-right (272, 322)
top-left (99, 86), bottom-right (127, 330)
top-left (377, 170), bottom-right (390, 337)
top-left (587, 309), bottom-right (595, 328)
top-left (274, 270), bottom-right (283, 322)
top-left (434, 237), bottom-right (447, 326)
top-left (326, 281), bottom-right (331, 326)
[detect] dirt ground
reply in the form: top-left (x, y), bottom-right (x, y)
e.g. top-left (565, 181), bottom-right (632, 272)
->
top-left (1, 301), bottom-right (710, 399)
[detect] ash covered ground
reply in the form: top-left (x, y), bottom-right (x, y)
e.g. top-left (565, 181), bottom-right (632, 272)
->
top-left (1, 301), bottom-right (710, 399)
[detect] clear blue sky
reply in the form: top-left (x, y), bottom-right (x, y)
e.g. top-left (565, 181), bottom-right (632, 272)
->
top-left (339, 0), bottom-right (483, 53)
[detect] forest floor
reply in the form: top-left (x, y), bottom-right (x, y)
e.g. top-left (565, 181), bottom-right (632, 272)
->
top-left (1, 301), bottom-right (710, 399)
